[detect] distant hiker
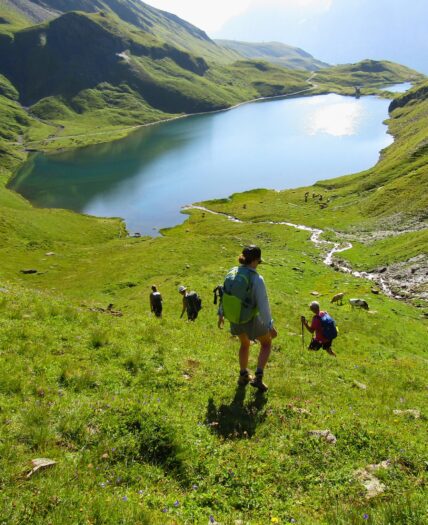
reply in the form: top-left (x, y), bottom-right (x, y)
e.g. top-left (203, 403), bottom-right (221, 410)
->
top-left (222, 245), bottom-right (277, 392)
top-left (304, 191), bottom-right (309, 202)
top-left (301, 301), bottom-right (337, 357)
top-left (179, 285), bottom-right (202, 321)
top-left (213, 284), bottom-right (225, 329)
top-left (149, 285), bottom-right (163, 318)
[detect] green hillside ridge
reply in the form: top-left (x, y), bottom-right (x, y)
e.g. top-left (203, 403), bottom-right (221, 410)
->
top-left (216, 39), bottom-right (329, 71)
top-left (4, 0), bottom-right (241, 63)
top-left (0, 9), bottom-right (322, 151)
top-left (0, 3), bottom-right (422, 154)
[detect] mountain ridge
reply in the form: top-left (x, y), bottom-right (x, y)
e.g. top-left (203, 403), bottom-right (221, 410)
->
top-left (216, 39), bottom-right (329, 71)
top-left (4, 0), bottom-right (240, 63)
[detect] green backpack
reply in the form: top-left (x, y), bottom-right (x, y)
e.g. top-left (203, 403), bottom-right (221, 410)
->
top-left (222, 266), bottom-right (258, 324)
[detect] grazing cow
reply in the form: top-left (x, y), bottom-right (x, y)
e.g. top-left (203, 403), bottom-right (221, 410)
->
top-left (349, 298), bottom-right (369, 310)
top-left (331, 292), bottom-right (345, 305)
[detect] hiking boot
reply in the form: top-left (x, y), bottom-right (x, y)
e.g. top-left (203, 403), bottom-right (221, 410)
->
top-left (237, 369), bottom-right (253, 386)
top-left (250, 373), bottom-right (268, 392)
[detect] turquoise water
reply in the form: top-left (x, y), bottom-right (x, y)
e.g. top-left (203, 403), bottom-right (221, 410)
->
top-left (12, 94), bottom-right (394, 234)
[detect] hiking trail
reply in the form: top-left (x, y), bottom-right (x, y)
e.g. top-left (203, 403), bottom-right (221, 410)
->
top-left (185, 205), bottom-right (401, 300)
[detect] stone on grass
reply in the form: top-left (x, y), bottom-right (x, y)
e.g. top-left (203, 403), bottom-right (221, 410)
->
top-left (354, 460), bottom-right (391, 499)
top-left (393, 409), bottom-right (421, 419)
top-left (311, 291), bottom-right (320, 296)
top-left (308, 429), bottom-right (336, 444)
top-left (292, 407), bottom-right (311, 415)
top-left (26, 458), bottom-right (57, 478)
top-left (353, 381), bottom-right (367, 390)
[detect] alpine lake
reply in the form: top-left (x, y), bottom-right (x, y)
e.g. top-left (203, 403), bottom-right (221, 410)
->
top-left (11, 84), bottom-right (412, 235)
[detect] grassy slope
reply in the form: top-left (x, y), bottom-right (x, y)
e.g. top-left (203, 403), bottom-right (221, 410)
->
top-left (0, 2), bottom-right (32, 34)
top-left (1, 207), bottom-right (427, 525)
top-left (0, 10), bottom-right (427, 523)
top-left (6, 0), bottom-right (240, 64)
top-left (0, 89), bottom-right (427, 525)
top-left (216, 39), bottom-right (329, 71)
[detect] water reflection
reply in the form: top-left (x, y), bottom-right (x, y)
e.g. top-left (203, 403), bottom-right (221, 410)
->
top-left (306, 99), bottom-right (364, 137)
top-left (12, 94), bottom-right (393, 234)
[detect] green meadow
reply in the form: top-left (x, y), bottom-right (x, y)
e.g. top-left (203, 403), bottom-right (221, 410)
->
top-left (1, 204), bottom-right (427, 524)
top-left (0, 8), bottom-right (427, 520)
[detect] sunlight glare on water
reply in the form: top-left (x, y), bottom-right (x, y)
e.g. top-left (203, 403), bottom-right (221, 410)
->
top-left (305, 99), bottom-right (365, 137)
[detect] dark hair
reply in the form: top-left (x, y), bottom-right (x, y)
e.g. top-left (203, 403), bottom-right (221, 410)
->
top-left (239, 245), bottom-right (262, 265)
top-left (151, 285), bottom-right (157, 292)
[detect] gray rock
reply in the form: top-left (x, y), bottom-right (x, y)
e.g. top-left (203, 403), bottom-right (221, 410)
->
top-left (393, 409), bottom-right (421, 419)
top-left (308, 429), bottom-right (336, 444)
top-left (354, 460), bottom-right (391, 499)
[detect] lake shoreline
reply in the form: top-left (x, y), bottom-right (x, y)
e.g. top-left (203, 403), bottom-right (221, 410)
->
top-left (21, 78), bottom-right (320, 155)
top-left (12, 91), bottom-right (395, 236)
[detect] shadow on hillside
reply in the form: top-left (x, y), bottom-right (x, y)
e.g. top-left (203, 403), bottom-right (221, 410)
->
top-left (205, 386), bottom-right (267, 440)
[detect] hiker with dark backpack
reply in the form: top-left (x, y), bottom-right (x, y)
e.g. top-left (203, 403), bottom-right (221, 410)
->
top-left (149, 285), bottom-right (163, 318)
top-left (223, 245), bottom-right (277, 392)
top-left (179, 285), bottom-right (202, 321)
top-left (301, 301), bottom-right (337, 357)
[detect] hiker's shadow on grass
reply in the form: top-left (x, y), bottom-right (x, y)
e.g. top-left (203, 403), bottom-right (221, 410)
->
top-left (205, 386), bottom-right (267, 440)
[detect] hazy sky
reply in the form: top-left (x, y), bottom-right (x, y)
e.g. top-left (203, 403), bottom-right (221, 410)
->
top-left (147, 0), bottom-right (332, 33)
top-left (146, 0), bottom-right (428, 74)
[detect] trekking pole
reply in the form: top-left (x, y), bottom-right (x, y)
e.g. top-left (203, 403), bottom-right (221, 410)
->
top-left (301, 319), bottom-right (305, 349)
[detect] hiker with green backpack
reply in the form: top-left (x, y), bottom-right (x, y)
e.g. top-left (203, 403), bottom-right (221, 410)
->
top-left (222, 245), bottom-right (277, 392)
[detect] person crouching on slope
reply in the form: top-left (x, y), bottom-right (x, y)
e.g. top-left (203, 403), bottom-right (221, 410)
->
top-left (301, 301), bottom-right (337, 357)
top-left (224, 245), bottom-right (277, 392)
